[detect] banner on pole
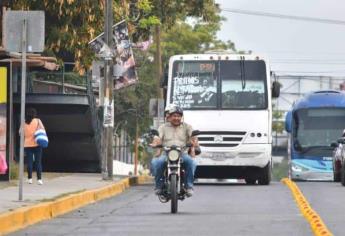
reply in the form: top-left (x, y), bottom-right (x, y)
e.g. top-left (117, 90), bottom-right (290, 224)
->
top-left (89, 20), bottom-right (138, 91)
top-left (112, 20), bottom-right (137, 90)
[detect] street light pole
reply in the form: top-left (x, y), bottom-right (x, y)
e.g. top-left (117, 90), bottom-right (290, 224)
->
top-left (18, 19), bottom-right (27, 201)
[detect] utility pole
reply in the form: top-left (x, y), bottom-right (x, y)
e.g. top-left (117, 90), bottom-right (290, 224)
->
top-left (134, 111), bottom-right (138, 175)
top-left (102, 0), bottom-right (114, 180)
top-left (155, 25), bottom-right (163, 99)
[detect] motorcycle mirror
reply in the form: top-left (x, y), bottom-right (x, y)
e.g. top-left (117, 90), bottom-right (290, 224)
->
top-left (191, 130), bottom-right (200, 136)
top-left (150, 129), bottom-right (159, 137)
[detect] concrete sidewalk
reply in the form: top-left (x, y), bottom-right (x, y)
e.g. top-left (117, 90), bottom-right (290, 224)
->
top-left (0, 173), bottom-right (152, 235)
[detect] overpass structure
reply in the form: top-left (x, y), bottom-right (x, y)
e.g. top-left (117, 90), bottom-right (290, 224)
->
top-left (272, 74), bottom-right (345, 148)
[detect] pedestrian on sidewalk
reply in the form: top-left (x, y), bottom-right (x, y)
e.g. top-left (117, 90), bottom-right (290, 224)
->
top-left (23, 107), bottom-right (45, 185)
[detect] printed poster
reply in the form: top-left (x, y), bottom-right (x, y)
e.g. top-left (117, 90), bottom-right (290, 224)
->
top-left (89, 20), bottom-right (138, 91)
top-left (0, 66), bottom-right (8, 177)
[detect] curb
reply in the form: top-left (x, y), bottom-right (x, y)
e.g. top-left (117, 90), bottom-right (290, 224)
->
top-left (281, 178), bottom-right (333, 236)
top-left (0, 175), bottom-right (152, 235)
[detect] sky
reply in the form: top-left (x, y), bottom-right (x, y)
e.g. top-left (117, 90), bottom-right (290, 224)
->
top-left (215, 0), bottom-right (345, 76)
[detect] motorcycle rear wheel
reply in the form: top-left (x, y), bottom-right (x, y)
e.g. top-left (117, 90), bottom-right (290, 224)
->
top-left (170, 174), bottom-right (178, 213)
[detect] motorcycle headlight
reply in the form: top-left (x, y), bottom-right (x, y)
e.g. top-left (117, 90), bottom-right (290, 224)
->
top-left (168, 150), bottom-right (179, 162)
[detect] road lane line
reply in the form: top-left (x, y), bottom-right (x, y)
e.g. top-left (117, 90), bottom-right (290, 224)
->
top-left (281, 178), bottom-right (333, 236)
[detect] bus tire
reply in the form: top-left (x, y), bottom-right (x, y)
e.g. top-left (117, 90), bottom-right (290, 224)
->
top-left (258, 162), bottom-right (271, 185)
top-left (334, 170), bottom-right (341, 182)
top-left (341, 164), bottom-right (345, 186)
top-left (245, 178), bottom-right (256, 185)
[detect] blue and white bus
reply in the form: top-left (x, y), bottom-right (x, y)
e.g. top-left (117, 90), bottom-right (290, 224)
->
top-left (285, 90), bottom-right (345, 181)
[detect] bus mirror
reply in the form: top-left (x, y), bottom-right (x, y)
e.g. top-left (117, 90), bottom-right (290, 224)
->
top-left (285, 111), bottom-right (292, 133)
top-left (331, 142), bottom-right (338, 148)
top-left (293, 141), bottom-right (302, 151)
top-left (272, 81), bottom-right (280, 98)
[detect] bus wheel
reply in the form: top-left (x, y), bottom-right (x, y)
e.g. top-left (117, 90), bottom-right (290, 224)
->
top-left (334, 170), bottom-right (341, 182)
top-left (245, 178), bottom-right (256, 185)
top-left (341, 164), bottom-right (345, 186)
top-left (258, 163), bottom-right (271, 185)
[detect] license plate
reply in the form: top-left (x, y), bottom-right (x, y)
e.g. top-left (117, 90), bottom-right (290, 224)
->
top-left (211, 153), bottom-right (226, 161)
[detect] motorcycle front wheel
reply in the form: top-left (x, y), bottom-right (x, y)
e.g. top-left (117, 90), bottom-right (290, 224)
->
top-left (170, 174), bottom-right (178, 213)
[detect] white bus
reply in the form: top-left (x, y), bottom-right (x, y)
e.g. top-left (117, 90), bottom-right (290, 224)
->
top-left (165, 53), bottom-right (280, 185)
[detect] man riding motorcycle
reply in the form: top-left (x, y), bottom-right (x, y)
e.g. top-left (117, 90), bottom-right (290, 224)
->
top-left (151, 105), bottom-right (198, 197)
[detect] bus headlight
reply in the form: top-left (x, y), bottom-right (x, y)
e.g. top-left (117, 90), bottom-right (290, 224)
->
top-left (291, 163), bottom-right (309, 172)
top-left (168, 150), bottom-right (180, 162)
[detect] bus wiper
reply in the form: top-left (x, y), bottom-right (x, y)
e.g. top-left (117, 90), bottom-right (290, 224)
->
top-left (300, 145), bottom-right (334, 154)
top-left (240, 56), bottom-right (246, 90)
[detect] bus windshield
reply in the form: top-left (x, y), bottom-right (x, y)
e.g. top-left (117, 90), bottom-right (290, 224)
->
top-left (293, 108), bottom-right (345, 155)
top-left (170, 60), bottom-right (268, 109)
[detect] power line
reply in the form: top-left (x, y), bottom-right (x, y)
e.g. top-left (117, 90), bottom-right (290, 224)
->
top-left (221, 8), bottom-right (345, 25)
top-left (272, 61), bottom-right (345, 65)
top-left (274, 70), bottom-right (345, 74)
top-left (272, 58), bottom-right (345, 62)
top-left (266, 51), bottom-right (345, 55)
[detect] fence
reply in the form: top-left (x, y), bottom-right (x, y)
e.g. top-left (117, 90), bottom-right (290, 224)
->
top-left (114, 128), bottom-right (134, 164)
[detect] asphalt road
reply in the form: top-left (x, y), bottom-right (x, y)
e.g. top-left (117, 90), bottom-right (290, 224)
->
top-left (11, 181), bottom-right (313, 236)
top-left (297, 181), bottom-right (345, 236)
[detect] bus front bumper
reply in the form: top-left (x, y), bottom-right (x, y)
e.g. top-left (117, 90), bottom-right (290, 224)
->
top-left (195, 144), bottom-right (271, 168)
top-left (291, 170), bottom-right (333, 181)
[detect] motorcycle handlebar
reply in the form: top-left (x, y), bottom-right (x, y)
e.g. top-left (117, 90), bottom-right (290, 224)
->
top-left (151, 144), bottom-right (191, 150)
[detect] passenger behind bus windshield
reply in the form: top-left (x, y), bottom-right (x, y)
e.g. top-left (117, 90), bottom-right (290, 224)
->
top-left (171, 60), bottom-right (267, 109)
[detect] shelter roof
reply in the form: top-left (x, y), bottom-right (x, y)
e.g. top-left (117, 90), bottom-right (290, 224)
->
top-left (0, 46), bottom-right (59, 70)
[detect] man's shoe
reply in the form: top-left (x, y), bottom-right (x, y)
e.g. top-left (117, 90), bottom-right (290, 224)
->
top-left (28, 179), bottom-right (33, 184)
top-left (154, 188), bottom-right (163, 195)
top-left (37, 179), bottom-right (43, 185)
top-left (185, 188), bottom-right (194, 197)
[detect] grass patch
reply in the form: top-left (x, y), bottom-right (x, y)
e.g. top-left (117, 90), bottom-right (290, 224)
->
top-left (272, 158), bottom-right (289, 181)
top-left (9, 159), bottom-right (19, 180)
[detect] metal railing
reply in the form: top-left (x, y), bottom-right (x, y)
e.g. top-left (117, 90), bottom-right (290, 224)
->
top-left (27, 68), bottom-right (88, 95)
top-left (114, 129), bottom-right (134, 164)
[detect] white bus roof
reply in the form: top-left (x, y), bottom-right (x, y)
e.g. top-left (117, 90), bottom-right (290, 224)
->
top-left (169, 54), bottom-right (268, 61)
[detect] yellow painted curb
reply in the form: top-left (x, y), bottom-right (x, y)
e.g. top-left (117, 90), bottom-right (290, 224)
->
top-left (281, 178), bottom-right (333, 236)
top-left (0, 175), bottom-right (153, 235)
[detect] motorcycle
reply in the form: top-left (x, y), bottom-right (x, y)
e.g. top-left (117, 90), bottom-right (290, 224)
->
top-left (150, 130), bottom-right (200, 214)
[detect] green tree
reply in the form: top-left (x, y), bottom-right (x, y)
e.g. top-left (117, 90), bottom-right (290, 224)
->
top-left (9, 0), bottom-right (157, 73)
top-left (272, 109), bottom-right (284, 134)
top-left (114, 0), bottom-right (237, 147)
top-left (8, 0), bottom-right (238, 164)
